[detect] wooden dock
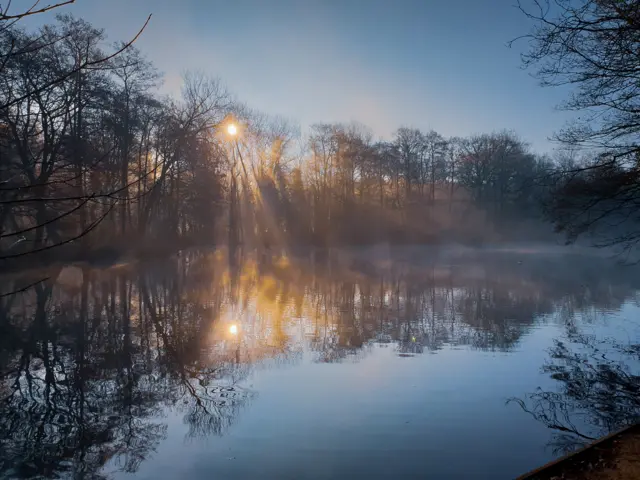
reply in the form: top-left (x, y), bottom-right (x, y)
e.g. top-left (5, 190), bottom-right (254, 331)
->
top-left (517, 424), bottom-right (640, 479)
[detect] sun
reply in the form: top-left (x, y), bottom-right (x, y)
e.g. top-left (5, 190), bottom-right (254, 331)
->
top-left (229, 324), bottom-right (238, 335)
top-left (227, 123), bottom-right (237, 136)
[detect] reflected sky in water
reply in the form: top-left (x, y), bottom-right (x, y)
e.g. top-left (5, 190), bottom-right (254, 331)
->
top-left (1, 246), bottom-right (639, 479)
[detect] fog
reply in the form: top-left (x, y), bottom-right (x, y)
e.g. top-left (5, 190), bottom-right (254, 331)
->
top-left (2, 1), bottom-right (640, 479)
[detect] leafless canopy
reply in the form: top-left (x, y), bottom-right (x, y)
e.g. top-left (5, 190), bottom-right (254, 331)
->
top-left (513, 0), bottom-right (640, 252)
top-left (513, 0), bottom-right (640, 155)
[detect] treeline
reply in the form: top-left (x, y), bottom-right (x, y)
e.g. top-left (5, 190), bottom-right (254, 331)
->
top-left (0, 13), bottom-right (231, 267)
top-left (0, 11), bottom-right (585, 270)
top-left (258, 125), bottom-right (554, 247)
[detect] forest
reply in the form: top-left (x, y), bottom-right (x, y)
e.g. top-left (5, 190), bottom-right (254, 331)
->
top-left (1, 1), bottom-right (640, 272)
top-left (1, 2), bottom-right (640, 478)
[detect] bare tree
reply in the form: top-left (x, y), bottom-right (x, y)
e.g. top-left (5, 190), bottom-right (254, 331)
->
top-left (514, 0), bottom-right (640, 252)
top-left (0, 1), bottom-right (75, 21)
top-left (515, 0), bottom-right (640, 155)
top-left (0, 4), bottom-right (151, 272)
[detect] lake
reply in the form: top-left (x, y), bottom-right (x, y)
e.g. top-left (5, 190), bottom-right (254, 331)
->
top-left (1, 246), bottom-right (639, 479)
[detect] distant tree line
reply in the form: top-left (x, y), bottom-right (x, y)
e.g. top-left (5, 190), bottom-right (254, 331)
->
top-left (2, 0), bottom-right (640, 270)
top-left (256, 124), bottom-right (554, 248)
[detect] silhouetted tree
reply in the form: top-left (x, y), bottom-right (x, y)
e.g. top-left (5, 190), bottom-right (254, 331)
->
top-left (516, 0), bottom-right (640, 252)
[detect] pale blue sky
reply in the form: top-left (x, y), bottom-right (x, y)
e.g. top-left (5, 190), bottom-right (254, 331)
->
top-left (25, 0), bottom-right (574, 153)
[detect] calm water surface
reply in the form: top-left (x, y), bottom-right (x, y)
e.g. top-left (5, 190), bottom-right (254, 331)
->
top-left (1, 246), bottom-right (639, 479)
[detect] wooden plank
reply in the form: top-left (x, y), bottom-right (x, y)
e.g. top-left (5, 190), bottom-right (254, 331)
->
top-left (516, 424), bottom-right (640, 480)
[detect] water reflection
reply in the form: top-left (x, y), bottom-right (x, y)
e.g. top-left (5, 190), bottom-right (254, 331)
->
top-left (0, 247), bottom-right (639, 478)
top-left (511, 330), bottom-right (640, 455)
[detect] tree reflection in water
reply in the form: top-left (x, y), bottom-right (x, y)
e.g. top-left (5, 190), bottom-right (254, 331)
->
top-left (0, 247), bottom-right (638, 478)
top-left (510, 331), bottom-right (640, 455)
top-left (0, 253), bottom-right (258, 479)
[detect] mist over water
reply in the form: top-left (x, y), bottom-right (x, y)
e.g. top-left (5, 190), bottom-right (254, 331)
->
top-left (2, 0), bottom-right (640, 477)
top-left (1, 246), bottom-right (639, 479)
